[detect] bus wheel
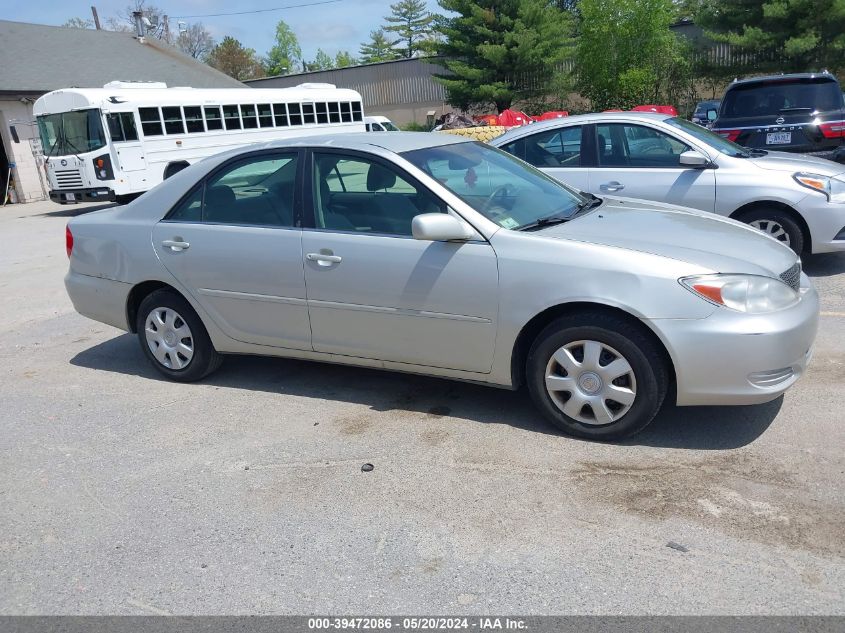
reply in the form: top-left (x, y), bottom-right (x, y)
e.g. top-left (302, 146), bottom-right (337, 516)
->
top-left (163, 161), bottom-right (190, 180)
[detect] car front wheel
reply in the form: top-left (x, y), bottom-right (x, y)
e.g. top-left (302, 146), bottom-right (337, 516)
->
top-left (739, 209), bottom-right (804, 255)
top-left (136, 289), bottom-right (222, 381)
top-left (526, 313), bottom-right (668, 440)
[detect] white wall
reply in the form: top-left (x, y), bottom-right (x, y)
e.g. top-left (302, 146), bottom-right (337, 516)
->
top-left (0, 99), bottom-right (48, 204)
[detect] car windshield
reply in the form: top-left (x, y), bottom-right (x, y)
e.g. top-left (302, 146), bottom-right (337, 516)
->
top-left (382, 121), bottom-right (400, 131)
top-left (721, 78), bottom-right (843, 117)
top-left (402, 141), bottom-right (586, 230)
top-left (37, 109), bottom-right (107, 156)
top-left (665, 116), bottom-right (749, 156)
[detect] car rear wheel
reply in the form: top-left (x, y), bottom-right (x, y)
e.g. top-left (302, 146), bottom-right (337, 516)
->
top-left (739, 209), bottom-right (804, 254)
top-left (136, 289), bottom-right (222, 381)
top-left (526, 313), bottom-right (668, 440)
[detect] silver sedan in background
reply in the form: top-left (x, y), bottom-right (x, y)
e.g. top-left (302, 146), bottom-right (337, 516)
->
top-left (492, 111), bottom-right (845, 255)
top-left (64, 133), bottom-right (818, 440)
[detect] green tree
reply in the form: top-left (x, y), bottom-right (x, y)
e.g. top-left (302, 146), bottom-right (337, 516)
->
top-left (208, 36), bottom-right (266, 80)
top-left (575, 0), bottom-right (693, 111)
top-left (697, 0), bottom-right (845, 75)
top-left (433, 0), bottom-right (575, 113)
top-left (359, 29), bottom-right (400, 63)
top-left (384, 0), bottom-right (435, 58)
top-left (266, 20), bottom-right (302, 75)
top-left (312, 48), bottom-right (335, 70)
top-left (335, 51), bottom-right (358, 68)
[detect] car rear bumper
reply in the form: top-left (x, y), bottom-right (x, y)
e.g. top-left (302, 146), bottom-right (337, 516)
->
top-left (651, 275), bottom-right (819, 406)
top-left (50, 187), bottom-right (115, 204)
top-left (65, 270), bottom-right (131, 331)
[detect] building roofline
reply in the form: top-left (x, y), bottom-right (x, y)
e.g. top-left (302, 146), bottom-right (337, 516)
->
top-left (245, 56), bottom-right (442, 83)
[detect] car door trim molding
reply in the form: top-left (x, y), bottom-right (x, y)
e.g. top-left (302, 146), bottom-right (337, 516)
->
top-left (309, 298), bottom-right (492, 323)
top-left (197, 288), bottom-right (307, 306)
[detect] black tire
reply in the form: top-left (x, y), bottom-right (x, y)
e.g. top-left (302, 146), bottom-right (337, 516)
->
top-left (163, 162), bottom-right (189, 180)
top-left (738, 208), bottom-right (804, 255)
top-left (136, 289), bottom-right (222, 382)
top-left (115, 193), bottom-right (139, 205)
top-left (526, 312), bottom-right (668, 441)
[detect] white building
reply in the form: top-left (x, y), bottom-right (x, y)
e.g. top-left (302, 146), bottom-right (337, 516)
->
top-left (0, 19), bottom-right (244, 204)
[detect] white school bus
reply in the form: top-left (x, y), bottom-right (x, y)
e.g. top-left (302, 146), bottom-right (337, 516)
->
top-left (33, 81), bottom-right (366, 204)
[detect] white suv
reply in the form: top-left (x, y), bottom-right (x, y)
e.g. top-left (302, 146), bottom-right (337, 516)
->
top-left (492, 111), bottom-right (845, 254)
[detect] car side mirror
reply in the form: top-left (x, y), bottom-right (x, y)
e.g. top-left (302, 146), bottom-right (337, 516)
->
top-left (412, 213), bottom-right (475, 241)
top-left (679, 150), bottom-right (711, 168)
top-left (707, 109), bottom-right (718, 121)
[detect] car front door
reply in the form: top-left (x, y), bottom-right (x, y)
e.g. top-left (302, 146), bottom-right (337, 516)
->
top-left (497, 125), bottom-right (591, 192)
top-left (300, 150), bottom-right (499, 373)
top-left (151, 150), bottom-right (312, 350)
top-left (588, 122), bottom-right (716, 212)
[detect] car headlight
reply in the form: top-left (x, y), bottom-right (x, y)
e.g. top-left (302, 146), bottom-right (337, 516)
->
top-left (793, 172), bottom-right (845, 202)
top-left (680, 274), bottom-right (799, 313)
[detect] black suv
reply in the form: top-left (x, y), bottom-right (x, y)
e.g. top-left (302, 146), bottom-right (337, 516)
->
top-left (710, 72), bottom-right (845, 162)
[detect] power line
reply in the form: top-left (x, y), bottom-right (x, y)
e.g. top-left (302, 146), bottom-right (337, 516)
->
top-left (170, 0), bottom-right (344, 19)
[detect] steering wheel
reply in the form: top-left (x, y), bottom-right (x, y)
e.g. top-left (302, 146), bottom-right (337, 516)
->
top-left (483, 184), bottom-right (511, 212)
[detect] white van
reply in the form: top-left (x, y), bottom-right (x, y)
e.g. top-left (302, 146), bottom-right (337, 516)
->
top-left (365, 115), bottom-right (399, 132)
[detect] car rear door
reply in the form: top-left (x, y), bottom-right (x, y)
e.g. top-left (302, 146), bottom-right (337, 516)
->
top-left (151, 150), bottom-right (312, 350)
top-left (496, 124), bottom-right (591, 192)
top-left (588, 122), bottom-right (716, 212)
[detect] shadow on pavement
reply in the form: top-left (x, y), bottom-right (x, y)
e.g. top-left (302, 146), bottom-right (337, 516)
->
top-left (36, 202), bottom-right (120, 218)
top-left (72, 333), bottom-right (781, 450)
top-left (803, 252), bottom-right (845, 278)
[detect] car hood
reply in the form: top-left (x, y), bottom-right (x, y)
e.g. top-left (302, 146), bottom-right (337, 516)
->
top-left (748, 150), bottom-right (845, 176)
top-left (538, 197), bottom-right (797, 276)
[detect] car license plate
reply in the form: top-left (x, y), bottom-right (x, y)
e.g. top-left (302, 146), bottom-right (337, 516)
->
top-left (766, 132), bottom-right (791, 145)
top-left (66, 193), bottom-right (76, 201)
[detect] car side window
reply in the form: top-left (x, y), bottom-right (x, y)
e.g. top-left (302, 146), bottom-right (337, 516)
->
top-left (313, 153), bottom-right (445, 236)
top-left (510, 127), bottom-right (582, 168)
top-left (168, 153), bottom-right (298, 227)
top-left (596, 124), bottom-right (689, 168)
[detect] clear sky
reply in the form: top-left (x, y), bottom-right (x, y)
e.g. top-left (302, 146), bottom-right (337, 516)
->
top-left (5, 0), bottom-right (442, 65)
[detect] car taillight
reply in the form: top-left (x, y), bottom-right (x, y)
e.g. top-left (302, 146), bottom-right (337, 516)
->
top-left (715, 129), bottom-right (741, 142)
top-left (66, 225), bottom-right (73, 258)
top-left (819, 121), bottom-right (845, 138)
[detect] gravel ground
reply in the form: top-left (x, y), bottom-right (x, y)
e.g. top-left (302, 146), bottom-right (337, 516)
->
top-left (1, 199), bottom-right (844, 615)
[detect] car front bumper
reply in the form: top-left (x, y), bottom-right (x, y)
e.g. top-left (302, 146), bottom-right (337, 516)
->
top-left (797, 193), bottom-right (845, 253)
top-left (50, 187), bottom-right (115, 204)
top-left (651, 274), bottom-right (819, 406)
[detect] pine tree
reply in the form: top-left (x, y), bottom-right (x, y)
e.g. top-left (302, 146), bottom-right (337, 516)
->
top-left (384, 0), bottom-right (434, 58)
top-left (433, 0), bottom-right (574, 112)
top-left (697, 0), bottom-right (845, 75)
top-left (359, 29), bottom-right (401, 63)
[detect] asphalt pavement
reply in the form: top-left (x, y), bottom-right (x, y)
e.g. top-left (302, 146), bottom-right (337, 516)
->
top-left (1, 199), bottom-right (843, 615)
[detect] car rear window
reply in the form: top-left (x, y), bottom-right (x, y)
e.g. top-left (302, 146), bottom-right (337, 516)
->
top-left (721, 78), bottom-right (843, 117)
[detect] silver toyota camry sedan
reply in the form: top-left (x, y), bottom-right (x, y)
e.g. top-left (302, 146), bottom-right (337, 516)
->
top-left (64, 133), bottom-right (819, 440)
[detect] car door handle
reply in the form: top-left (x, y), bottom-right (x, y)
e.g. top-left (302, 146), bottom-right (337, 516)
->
top-left (162, 239), bottom-right (190, 252)
top-left (599, 181), bottom-right (625, 192)
top-left (306, 252), bottom-right (342, 265)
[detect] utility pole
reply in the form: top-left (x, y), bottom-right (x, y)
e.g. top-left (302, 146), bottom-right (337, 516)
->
top-left (90, 5), bottom-right (101, 30)
top-left (163, 15), bottom-right (170, 43)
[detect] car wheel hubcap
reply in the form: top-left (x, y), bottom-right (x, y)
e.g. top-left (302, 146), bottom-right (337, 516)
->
top-left (750, 219), bottom-right (791, 245)
top-left (544, 340), bottom-right (637, 426)
top-left (145, 307), bottom-right (194, 370)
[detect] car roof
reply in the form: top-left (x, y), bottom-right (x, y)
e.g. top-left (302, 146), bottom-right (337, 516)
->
top-left (728, 72), bottom-right (838, 88)
top-left (491, 111), bottom-right (671, 143)
top-left (236, 131), bottom-right (470, 155)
